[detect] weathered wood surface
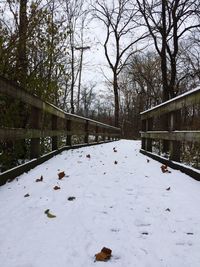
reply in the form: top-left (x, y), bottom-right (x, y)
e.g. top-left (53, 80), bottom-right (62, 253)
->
top-left (0, 76), bottom-right (121, 185)
top-left (0, 127), bottom-right (120, 141)
top-left (141, 131), bottom-right (200, 143)
top-left (140, 88), bottom-right (200, 176)
top-left (141, 88), bottom-right (200, 119)
top-left (0, 76), bottom-right (120, 131)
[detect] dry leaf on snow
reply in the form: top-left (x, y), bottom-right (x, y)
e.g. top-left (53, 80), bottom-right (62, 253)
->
top-left (58, 171), bottom-right (65, 180)
top-left (53, 186), bottom-right (60, 190)
top-left (95, 247), bottom-right (112, 262)
top-left (36, 176), bottom-right (43, 182)
top-left (44, 209), bottom-right (56, 218)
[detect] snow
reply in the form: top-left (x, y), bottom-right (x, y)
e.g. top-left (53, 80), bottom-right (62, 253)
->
top-left (1, 140), bottom-right (200, 267)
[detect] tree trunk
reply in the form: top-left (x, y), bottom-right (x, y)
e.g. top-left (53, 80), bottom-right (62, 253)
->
top-left (113, 73), bottom-right (119, 127)
top-left (70, 30), bottom-right (75, 114)
top-left (16, 0), bottom-right (28, 87)
top-left (161, 0), bottom-right (169, 102)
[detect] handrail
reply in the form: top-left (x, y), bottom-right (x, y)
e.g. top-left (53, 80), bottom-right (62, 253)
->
top-left (0, 76), bottom-right (120, 184)
top-left (0, 76), bottom-right (119, 130)
top-left (140, 87), bottom-right (200, 180)
top-left (141, 87), bottom-right (200, 119)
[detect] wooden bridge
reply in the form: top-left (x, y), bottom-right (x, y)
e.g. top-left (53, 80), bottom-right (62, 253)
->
top-left (0, 77), bottom-right (200, 266)
top-left (0, 76), bottom-right (200, 184)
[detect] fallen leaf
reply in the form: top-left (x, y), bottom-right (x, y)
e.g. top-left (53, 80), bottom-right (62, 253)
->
top-left (114, 161), bottom-right (118, 164)
top-left (161, 165), bottom-right (171, 173)
top-left (58, 171), bottom-right (65, 180)
top-left (44, 209), bottom-right (56, 218)
top-left (95, 247), bottom-right (112, 262)
top-left (68, 196), bottom-right (76, 201)
top-left (53, 186), bottom-right (61, 190)
top-left (86, 154), bottom-right (91, 159)
top-left (147, 159), bottom-right (150, 163)
top-left (36, 176), bottom-right (43, 182)
top-left (142, 232), bottom-right (149, 235)
top-left (165, 208), bottom-right (171, 212)
top-left (166, 187), bottom-right (171, 191)
top-left (24, 193), bottom-right (30, 197)
top-left (187, 232), bottom-right (194, 235)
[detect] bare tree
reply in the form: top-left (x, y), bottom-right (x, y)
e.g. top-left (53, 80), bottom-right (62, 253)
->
top-left (136, 0), bottom-right (200, 101)
top-left (92, 0), bottom-right (147, 127)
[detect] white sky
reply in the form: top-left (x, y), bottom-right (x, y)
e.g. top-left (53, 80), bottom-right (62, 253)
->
top-left (81, 19), bottom-right (113, 93)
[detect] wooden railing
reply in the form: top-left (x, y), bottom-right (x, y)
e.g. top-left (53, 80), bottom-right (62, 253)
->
top-left (140, 87), bottom-right (200, 180)
top-left (0, 76), bottom-right (120, 184)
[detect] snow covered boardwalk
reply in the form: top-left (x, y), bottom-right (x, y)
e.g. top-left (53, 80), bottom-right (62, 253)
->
top-left (1, 140), bottom-right (200, 267)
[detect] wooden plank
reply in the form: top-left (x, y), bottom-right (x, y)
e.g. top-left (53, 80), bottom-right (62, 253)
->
top-left (0, 128), bottom-right (121, 140)
top-left (30, 107), bottom-right (41, 158)
top-left (141, 131), bottom-right (200, 142)
top-left (0, 76), bottom-right (120, 132)
top-left (0, 77), bottom-right (120, 140)
top-left (0, 128), bottom-right (67, 140)
top-left (141, 88), bottom-right (200, 119)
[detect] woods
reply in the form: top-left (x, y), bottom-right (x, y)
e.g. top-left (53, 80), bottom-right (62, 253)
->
top-left (0, 0), bottom-right (200, 170)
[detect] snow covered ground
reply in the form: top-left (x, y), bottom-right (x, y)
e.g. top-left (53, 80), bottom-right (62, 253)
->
top-left (1, 140), bottom-right (200, 267)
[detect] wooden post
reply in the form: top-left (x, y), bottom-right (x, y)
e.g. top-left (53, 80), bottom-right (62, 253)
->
top-left (146, 118), bottom-right (153, 152)
top-left (30, 107), bottom-right (41, 159)
top-left (141, 119), bottom-right (146, 150)
top-left (107, 129), bottom-right (111, 141)
top-left (169, 111), bottom-right (181, 162)
top-left (162, 113), bottom-right (169, 154)
top-left (95, 125), bottom-right (99, 143)
top-left (84, 120), bottom-right (89, 143)
top-left (52, 115), bottom-right (58, 150)
top-left (66, 119), bottom-right (72, 146)
top-left (102, 128), bottom-right (106, 142)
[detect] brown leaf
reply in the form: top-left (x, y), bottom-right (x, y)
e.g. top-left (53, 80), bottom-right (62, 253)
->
top-left (95, 247), bottom-right (112, 262)
top-left (161, 165), bottom-right (170, 173)
top-left (36, 176), bottom-right (43, 182)
top-left (53, 186), bottom-right (60, 190)
top-left (101, 247), bottom-right (112, 255)
top-left (58, 171), bottom-right (65, 180)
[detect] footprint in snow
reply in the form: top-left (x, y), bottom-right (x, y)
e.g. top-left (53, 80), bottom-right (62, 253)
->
top-left (110, 228), bottom-right (120, 232)
top-left (137, 223), bottom-right (151, 227)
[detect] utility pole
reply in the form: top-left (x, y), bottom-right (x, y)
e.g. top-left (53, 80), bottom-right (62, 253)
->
top-left (75, 46), bottom-right (90, 113)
